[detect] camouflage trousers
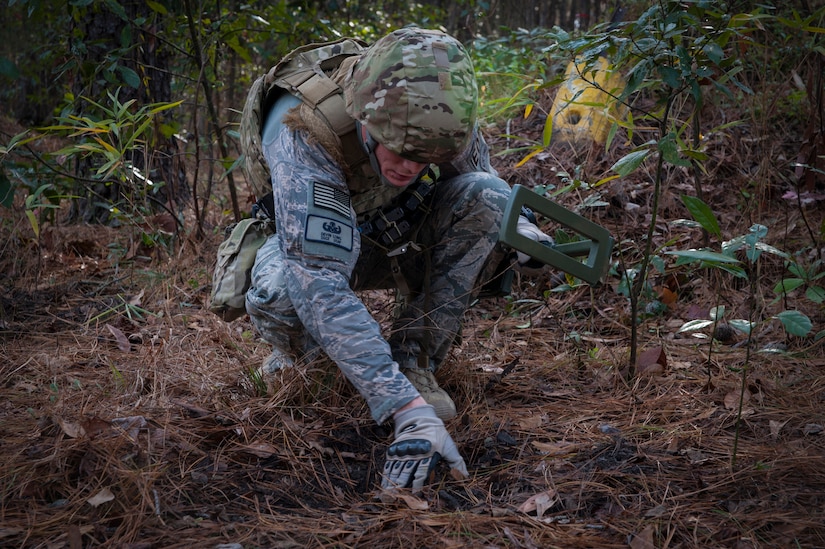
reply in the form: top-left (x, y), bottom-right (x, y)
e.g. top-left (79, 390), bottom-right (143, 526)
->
top-left (246, 171), bottom-right (511, 371)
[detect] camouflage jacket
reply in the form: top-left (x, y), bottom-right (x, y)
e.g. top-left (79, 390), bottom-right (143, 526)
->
top-left (248, 57), bottom-right (499, 424)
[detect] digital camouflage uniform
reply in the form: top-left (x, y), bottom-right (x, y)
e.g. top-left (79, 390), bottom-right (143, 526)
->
top-left (245, 29), bottom-right (512, 425)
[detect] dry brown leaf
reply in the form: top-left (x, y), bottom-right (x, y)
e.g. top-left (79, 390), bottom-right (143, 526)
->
top-left (517, 489), bottom-right (557, 517)
top-left (106, 323), bottom-right (131, 352)
top-left (629, 524), bottom-right (656, 549)
top-left (517, 413), bottom-right (545, 429)
top-left (81, 416), bottom-right (112, 438)
top-left (56, 417), bottom-right (85, 439)
top-left (769, 420), bottom-right (787, 439)
top-left (128, 289), bottom-right (145, 307)
top-left (531, 440), bottom-right (579, 456)
top-left (724, 388), bottom-right (751, 410)
top-left (111, 416), bottom-right (147, 441)
top-left (657, 286), bottom-right (678, 305)
top-left (236, 441), bottom-right (280, 458)
top-left (449, 467), bottom-right (467, 481)
top-left (637, 346), bottom-right (667, 375)
top-left (397, 493), bottom-right (429, 510)
top-left (644, 504), bottom-right (667, 518)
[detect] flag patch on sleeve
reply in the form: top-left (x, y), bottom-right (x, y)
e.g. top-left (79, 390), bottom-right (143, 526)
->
top-left (312, 182), bottom-right (352, 219)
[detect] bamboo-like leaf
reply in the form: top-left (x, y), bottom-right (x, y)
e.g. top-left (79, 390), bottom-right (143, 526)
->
top-left (681, 195), bottom-right (721, 237)
top-left (665, 249), bottom-right (741, 263)
top-left (147, 99), bottom-right (183, 115)
top-left (677, 319), bottom-right (714, 332)
top-left (541, 115), bottom-right (553, 147)
top-left (515, 147), bottom-right (543, 168)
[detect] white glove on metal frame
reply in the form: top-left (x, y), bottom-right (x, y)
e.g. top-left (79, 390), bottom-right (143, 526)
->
top-left (382, 405), bottom-right (468, 490)
top-left (514, 214), bottom-right (555, 275)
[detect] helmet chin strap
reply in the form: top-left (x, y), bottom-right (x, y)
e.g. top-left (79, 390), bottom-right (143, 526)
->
top-left (356, 121), bottom-right (428, 188)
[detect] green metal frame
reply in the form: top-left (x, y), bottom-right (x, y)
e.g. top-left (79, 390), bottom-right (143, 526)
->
top-left (499, 184), bottom-right (614, 285)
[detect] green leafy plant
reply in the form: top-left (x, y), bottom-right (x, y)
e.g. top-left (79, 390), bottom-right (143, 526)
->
top-left (545, 1), bottom-right (768, 369)
top-left (42, 91), bottom-right (181, 181)
top-left (668, 195), bottom-right (814, 466)
top-left (670, 197), bottom-right (813, 341)
top-left (86, 294), bottom-right (157, 326)
top-left (247, 366), bottom-right (268, 398)
top-left (471, 27), bottom-right (566, 122)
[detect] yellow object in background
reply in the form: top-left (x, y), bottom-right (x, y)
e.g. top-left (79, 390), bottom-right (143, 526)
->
top-left (551, 57), bottom-right (626, 145)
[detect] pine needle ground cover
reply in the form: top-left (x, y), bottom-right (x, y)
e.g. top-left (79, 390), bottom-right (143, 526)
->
top-left (1, 99), bottom-right (824, 548)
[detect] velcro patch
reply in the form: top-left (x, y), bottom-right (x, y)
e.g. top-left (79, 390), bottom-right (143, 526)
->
top-left (312, 182), bottom-right (352, 219)
top-left (305, 215), bottom-right (353, 251)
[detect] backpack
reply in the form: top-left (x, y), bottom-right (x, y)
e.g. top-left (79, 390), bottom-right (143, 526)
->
top-left (210, 37), bottom-right (368, 321)
top-left (239, 37), bottom-right (369, 199)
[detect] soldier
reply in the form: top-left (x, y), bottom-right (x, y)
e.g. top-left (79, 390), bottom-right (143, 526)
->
top-left (244, 27), bottom-right (552, 490)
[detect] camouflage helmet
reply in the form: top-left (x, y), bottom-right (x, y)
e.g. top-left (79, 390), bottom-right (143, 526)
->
top-left (345, 27), bottom-right (478, 164)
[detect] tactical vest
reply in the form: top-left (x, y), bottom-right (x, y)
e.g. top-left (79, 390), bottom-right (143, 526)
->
top-left (240, 37), bottom-right (437, 255)
top-left (240, 37), bottom-right (370, 200)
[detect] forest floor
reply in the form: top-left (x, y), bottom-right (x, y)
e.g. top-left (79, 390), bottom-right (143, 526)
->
top-left (1, 86), bottom-right (825, 548)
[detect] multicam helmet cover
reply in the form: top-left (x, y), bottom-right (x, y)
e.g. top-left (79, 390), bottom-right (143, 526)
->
top-left (345, 27), bottom-right (478, 164)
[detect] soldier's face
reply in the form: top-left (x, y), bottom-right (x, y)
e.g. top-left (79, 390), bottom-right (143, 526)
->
top-left (374, 144), bottom-right (427, 187)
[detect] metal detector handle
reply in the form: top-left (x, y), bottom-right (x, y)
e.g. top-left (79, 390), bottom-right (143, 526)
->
top-left (499, 184), bottom-right (614, 285)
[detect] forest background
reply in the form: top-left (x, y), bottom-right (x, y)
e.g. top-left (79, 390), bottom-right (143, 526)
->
top-left (1, 0), bottom-right (825, 548)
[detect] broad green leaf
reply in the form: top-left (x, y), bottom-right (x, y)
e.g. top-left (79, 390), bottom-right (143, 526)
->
top-left (710, 305), bottom-right (725, 320)
top-left (775, 310), bottom-right (813, 337)
top-left (117, 66), bottom-right (141, 89)
top-left (773, 278), bottom-right (805, 295)
top-left (728, 319), bottom-right (754, 335)
top-left (0, 57), bottom-right (19, 79)
top-left (226, 36), bottom-right (253, 64)
top-left (605, 121), bottom-right (618, 150)
top-left (103, 0), bottom-right (128, 21)
top-left (681, 195), bottom-right (721, 237)
top-left (610, 149), bottom-right (650, 177)
top-left (146, 0), bottom-right (168, 14)
top-left (658, 65), bottom-right (682, 89)
top-left (659, 135), bottom-right (691, 167)
top-left (716, 263), bottom-right (748, 279)
top-left (753, 242), bottom-right (787, 258)
top-left (703, 42), bottom-right (725, 65)
top-left (806, 286), bottom-right (825, 304)
top-left (787, 262), bottom-right (806, 278)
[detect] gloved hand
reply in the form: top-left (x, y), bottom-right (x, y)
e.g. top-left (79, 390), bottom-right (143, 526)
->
top-left (382, 404), bottom-right (468, 491)
top-left (515, 213), bottom-right (554, 275)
